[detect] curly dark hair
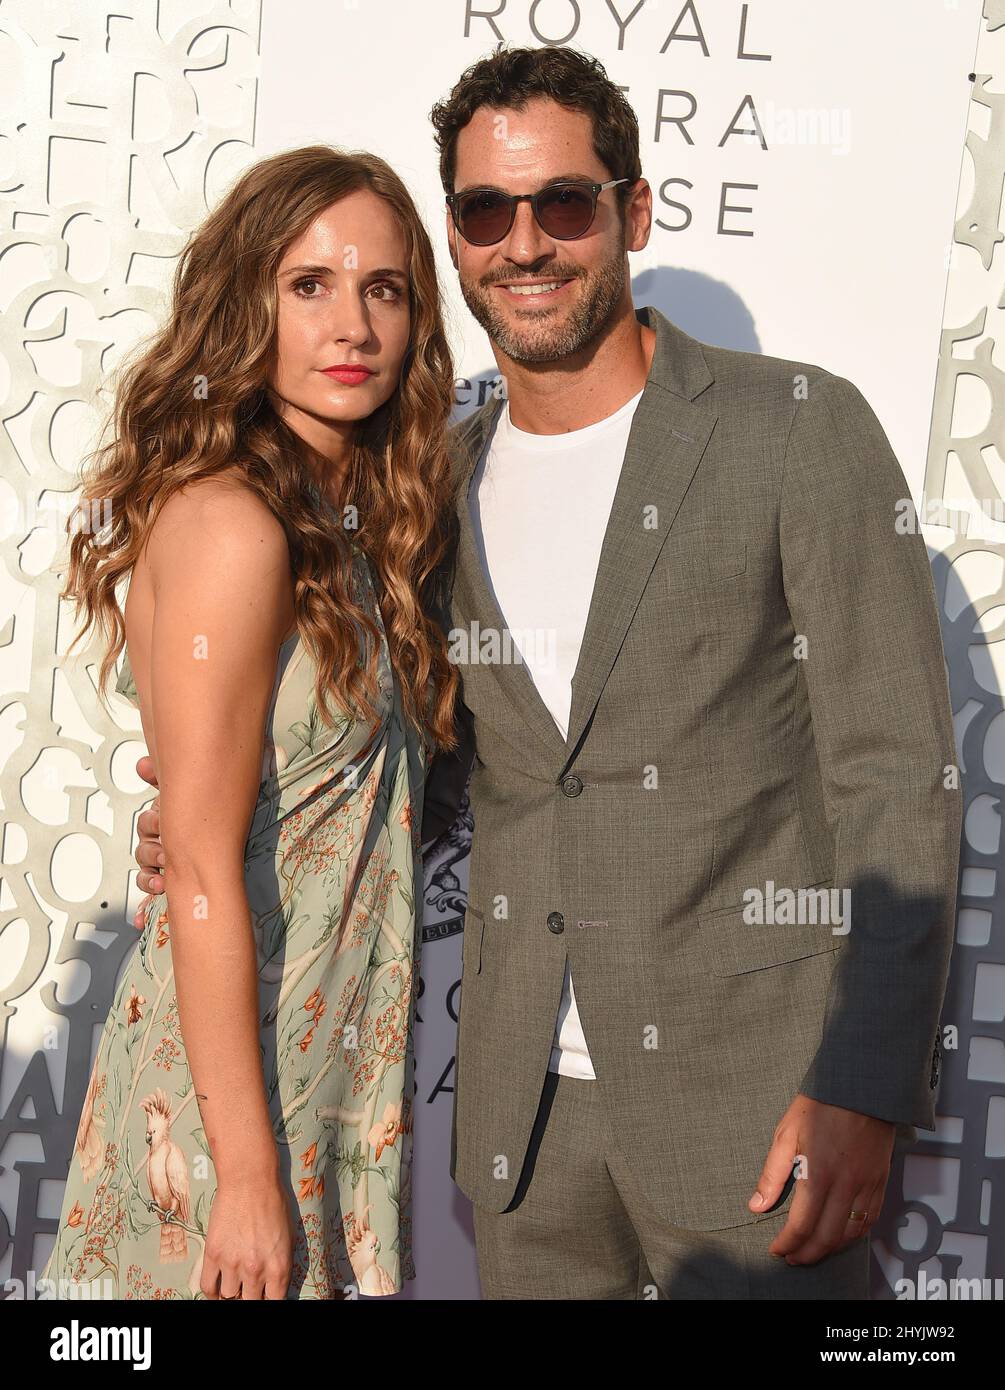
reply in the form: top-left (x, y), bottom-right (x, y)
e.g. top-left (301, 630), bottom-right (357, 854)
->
top-left (430, 45), bottom-right (641, 216)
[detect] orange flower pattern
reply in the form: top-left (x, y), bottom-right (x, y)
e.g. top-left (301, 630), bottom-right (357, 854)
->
top-left (44, 545), bottom-right (426, 1299)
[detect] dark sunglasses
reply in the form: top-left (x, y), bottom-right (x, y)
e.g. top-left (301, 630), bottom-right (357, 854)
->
top-left (446, 178), bottom-right (634, 246)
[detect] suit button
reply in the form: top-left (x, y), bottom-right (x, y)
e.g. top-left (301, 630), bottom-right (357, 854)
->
top-left (547, 911), bottom-right (565, 934)
top-left (561, 775), bottom-right (584, 797)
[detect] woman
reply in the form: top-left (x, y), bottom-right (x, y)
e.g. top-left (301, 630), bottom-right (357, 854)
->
top-left (43, 146), bottom-right (461, 1299)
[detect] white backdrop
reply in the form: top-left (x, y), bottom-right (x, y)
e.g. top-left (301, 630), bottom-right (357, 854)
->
top-left (257, 0), bottom-right (981, 492)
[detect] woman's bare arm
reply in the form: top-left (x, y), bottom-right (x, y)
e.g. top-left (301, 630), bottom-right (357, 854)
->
top-left (140, 478), bottom-right (295, 1296)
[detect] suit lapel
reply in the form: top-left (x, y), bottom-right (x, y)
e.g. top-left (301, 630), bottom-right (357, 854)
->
top-left (451, 396), bottom-right (572, 765)
top-left (449, 304), bottom-right (719, 773)
top-left (564, 380), bottom-right (718, 757)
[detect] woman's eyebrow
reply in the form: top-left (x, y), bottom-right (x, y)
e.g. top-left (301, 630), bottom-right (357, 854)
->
top-left (279, 263), bottom-right (408, 279)
top-left (281, 263), bottom-right (334, 276)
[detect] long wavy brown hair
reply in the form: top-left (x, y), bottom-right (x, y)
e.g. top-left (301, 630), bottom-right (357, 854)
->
top-left (64, 145), bottom-right (461, 753)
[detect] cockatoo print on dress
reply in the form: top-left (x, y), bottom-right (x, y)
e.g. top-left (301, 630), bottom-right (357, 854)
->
top-left (140, 1088), bottom-right (191, 1262)
top-left (347, 1206), bottom-right (396, 1296)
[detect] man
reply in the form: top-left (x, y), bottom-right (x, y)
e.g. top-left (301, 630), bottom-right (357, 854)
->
top-left (133, 45), bottom-right (962, 1299)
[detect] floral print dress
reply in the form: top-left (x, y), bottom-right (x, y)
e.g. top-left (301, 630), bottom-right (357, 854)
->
top-left (44, 544), bottom-right (427, 1299)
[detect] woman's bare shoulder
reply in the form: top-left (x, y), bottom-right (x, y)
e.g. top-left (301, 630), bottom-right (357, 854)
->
top-left (148, 472), bottom-right (289, 566)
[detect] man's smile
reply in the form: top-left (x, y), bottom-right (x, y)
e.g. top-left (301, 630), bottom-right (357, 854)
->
top-left (494, 277), bottom-right (574, 302)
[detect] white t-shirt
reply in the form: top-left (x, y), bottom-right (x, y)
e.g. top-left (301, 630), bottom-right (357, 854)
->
top-left (467, 386), bottom-right (645, 1079)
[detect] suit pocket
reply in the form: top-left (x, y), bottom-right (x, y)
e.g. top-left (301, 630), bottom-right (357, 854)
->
top-left (657, 536), bottom-right (747, 595)
top-left (696, 879), bottom-right (844, 975)
top-left (462, 901), bottom-right (485, 975)
top-left (706, 540), bottom-right (747, 581)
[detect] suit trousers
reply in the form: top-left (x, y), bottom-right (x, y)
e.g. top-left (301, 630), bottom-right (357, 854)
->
top-left (472, 1070), bottom-right (871, 1300)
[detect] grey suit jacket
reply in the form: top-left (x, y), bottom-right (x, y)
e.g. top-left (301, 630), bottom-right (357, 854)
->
top-left (438, 304), bottom-right (962, 1229)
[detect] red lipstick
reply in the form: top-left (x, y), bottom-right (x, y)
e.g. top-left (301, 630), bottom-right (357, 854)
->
top-left (321, 365), bottom-right (375, 386)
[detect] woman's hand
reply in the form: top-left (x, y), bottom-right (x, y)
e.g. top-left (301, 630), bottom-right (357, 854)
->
top-left (133, 755), bottom-right (164, 928)
top-left (201, 1170), bottom-right (295, 1300)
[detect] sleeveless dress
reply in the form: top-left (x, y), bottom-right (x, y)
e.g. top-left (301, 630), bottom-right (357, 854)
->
top-left (43, 543), bottom-right (428, 1299)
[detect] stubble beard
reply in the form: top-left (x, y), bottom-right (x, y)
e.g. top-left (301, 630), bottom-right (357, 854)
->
top-left (458, 236), bottom-right (628, 365)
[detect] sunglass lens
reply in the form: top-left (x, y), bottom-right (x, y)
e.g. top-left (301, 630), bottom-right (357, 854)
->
top-left (536, 185), bottom-right (595, 238)
top-left (458, 190), bottom-right (512, 244)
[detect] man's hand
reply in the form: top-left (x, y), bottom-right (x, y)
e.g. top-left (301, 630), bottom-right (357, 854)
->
top-left (749, 1093), bottom-right (895, 1264)
top-left (133, 754), bottom-right (164, 929)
